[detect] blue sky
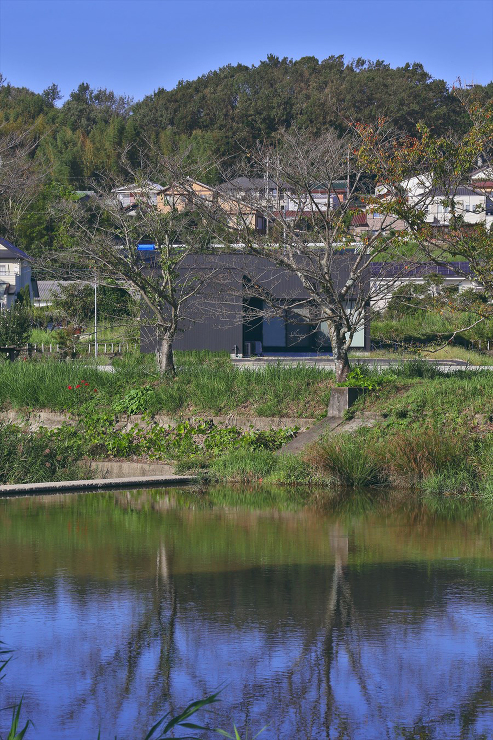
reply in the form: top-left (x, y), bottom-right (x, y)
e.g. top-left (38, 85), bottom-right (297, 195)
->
top-left (0, 0), bottom-right (492, 102)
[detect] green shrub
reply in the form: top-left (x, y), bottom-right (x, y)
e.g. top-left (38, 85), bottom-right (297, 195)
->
top-left (339, 365), bottom-right (384, 390)
top-left (0, 304), bottom-right (31, 347)
top-left (310, 433), bottom-right (387, 487)
top-left (210, 449), bottom-right (278, 482)
top-left (112, 386), bottom-right (156, 415)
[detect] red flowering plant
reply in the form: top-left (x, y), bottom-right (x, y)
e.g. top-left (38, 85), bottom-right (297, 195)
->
top-left (67, 381), bottom-right (98, 394)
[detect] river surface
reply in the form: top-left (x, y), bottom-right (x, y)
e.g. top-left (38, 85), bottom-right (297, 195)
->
top-left (0, 486), bottom-right (493, 740)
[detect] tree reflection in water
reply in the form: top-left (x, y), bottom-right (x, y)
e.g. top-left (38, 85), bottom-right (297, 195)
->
top-left (0, 488), bottom-right (492, 739)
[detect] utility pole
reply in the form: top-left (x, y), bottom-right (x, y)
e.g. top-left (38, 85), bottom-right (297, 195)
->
top-left (346, 145), bottom-right (350, 204)
top-left (94, 272), bottom-right (98, 358)
top-left (265, 153), bottom-right (269, 238)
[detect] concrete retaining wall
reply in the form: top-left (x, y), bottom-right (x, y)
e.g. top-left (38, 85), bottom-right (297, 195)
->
top-left (87, 460), bottom-right (177, 478)
top-left (0, 410), bottom-right (314, 432)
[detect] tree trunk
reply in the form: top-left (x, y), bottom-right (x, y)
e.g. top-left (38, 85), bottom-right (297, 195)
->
top-left (329, 327), bottom-right (351, 382)
top-left (156, 336), bottom-right (175, 375)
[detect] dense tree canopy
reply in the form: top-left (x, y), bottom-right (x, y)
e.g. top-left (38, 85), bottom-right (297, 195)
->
top-left (0, 55), bottom-right (490, 258)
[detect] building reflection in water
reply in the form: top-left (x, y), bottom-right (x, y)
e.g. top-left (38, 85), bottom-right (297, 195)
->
top-left (0, 490), bottom-right (492, 739)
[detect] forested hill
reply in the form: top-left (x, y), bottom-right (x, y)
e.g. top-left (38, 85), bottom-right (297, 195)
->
top-left (1, 54), bottom-right (492, 192)
top-left (132, 56), bottom-right (481, 160)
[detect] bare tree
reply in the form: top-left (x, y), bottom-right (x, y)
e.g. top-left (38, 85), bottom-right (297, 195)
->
top-left (61, 175), bottom-right (228, 374)
top-left (0, 127), bottom-right (44, 243)
top-left (358, 96), bottom-right (493, 330)
top-left (200, 127), bottom-right (427, 381)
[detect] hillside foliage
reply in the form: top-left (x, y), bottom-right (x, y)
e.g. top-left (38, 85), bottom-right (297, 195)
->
top-left (0, 54), bottom-right (491, 257)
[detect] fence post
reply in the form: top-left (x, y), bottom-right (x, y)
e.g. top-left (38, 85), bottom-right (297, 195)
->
top-left (41, 343), bottom-right (44, 353)
top-left (49, 344), bottom-right (52, 353)
top-left (104, 343), bottom-right (107, 353)
top-left (118, 343), bottom-right (121, 353)
top-left (111, 343), bottom-right (114, 353)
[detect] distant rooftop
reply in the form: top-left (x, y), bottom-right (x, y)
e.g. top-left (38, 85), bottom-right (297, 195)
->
top-left (0, 237), bottom-right (31, 261)
top-left (112, 182), bottom-right (164, 193)
top-left (218, 177), bottom-right (293, 193)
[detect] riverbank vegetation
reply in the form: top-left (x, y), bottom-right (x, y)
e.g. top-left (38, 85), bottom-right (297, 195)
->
top-left (0, 353), bottom-right (493, 497)
top-left (0, 352), bottom-right (332, 418)
top-left (209, 362), bottom-right (493, 498)
top-left (0, 424), bottom-right (84, 484)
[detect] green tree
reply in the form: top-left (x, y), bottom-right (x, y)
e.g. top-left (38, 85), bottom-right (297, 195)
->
top-left (0, 304), bottom-right (31, 347)
top-left (61, 175), bottom-right (223, 374)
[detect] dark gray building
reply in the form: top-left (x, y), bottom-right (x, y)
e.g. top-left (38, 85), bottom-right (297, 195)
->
top-left (141, 253), bottom-right (370, 356)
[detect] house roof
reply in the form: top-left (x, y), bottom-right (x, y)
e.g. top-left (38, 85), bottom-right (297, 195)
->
top-left (471, 166), bottom-right (493, 177)
top-left (351, 212), bottom-right (368, 226)
top-left (471, 181), bottom-right (493, 188)
top-left (432, 186), bottom-right (485, 197)
top-left (36, 280), bottom-right (90, 302)
top-left (0, 238), bottom-right (31, 261)
top-left (112, 182), bottom-right (164, 193)
top-left (160, 177), bottom-right (215, 195)
top-left (371, 261), bottom-right (472, 278)
top-left (218, 177), bottom-right (292, 193)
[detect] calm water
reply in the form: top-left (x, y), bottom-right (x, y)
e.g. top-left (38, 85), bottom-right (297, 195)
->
top-left (0, 486), bottom-right (493, 740)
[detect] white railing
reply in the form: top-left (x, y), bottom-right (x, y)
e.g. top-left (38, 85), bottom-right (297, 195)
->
top-left (31, 342), bottom-right (138, 355)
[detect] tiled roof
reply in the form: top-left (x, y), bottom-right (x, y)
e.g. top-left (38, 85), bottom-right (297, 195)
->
top-left (371, 261), bottom-right (472, 278)
top-left (432, 186), bottom-right (484, 197)
top-left (351, 212), bottom-right (368, 226)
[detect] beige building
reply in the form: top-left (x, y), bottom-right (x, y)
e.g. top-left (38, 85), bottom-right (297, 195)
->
top-left (157, 178), bottom-right (266, 232)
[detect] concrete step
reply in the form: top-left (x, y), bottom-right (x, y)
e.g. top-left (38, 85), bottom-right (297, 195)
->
top-left (0, 475), bottom-right (197, 497)
top-left (278, 412), bottom-right (381, 455)
top-left (277, 417), bottom-right (345, 454)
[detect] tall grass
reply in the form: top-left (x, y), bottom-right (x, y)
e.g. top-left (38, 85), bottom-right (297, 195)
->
top-left (308, 433), bottom-right (386, 487)
top-left (210, 449), bottom-right (317, 484)
top-left (0, 355), bottom-right (332, 418)
top-left (0, 424), bottom-right (86, 484)
top-left (210, 449), bottom-right (279, 482)
top-left (383, 425), bottom-right (474, 482)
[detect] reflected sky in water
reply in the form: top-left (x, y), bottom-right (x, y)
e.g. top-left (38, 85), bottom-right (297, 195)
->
top-left (0, 487), bottom-right (492, 739)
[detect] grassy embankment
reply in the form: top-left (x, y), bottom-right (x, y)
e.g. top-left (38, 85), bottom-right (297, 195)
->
top-left (0, 352), bottom-right (332, 484)
top-left (0, 351), bottom-right (493, 496)
top-left (213, 361), bottom-right (493, 497)
top-left (370, 310), bottom-right (493, 363)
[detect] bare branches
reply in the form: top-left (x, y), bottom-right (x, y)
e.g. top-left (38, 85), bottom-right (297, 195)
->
top-left (0, 126), bottom-right (45, 242)
top-left (204, 126), bottom-right (431, 379)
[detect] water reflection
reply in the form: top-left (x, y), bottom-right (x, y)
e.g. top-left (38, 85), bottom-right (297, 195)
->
top-left (0, 487), bottom-right (492, 739)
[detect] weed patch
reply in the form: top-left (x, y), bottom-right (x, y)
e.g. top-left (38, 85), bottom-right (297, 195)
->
top-left (308, 432), bottom-right (387, 487)
top-left (211, 449), bottom-right (279, 482)
top-left (0, 424), bottom-right (86, 484)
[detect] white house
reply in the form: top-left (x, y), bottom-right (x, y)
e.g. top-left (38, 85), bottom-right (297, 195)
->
top-left (0, 238), bottom-right (33, 309)
top-left (470, 166), bottom-right (493, 195)
top-left (379, 176), bottom-right (493, 230)
top-left (112, 182), bottom-right (165, 209)
top-left (424, 186), bottom-right (493, 228)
